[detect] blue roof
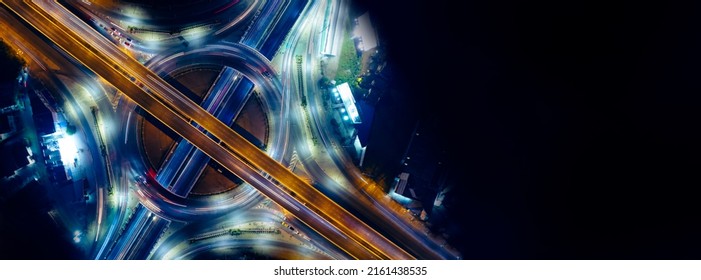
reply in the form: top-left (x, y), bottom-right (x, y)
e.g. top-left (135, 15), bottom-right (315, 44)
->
top-left (355, 100), bottom-right (375, 147)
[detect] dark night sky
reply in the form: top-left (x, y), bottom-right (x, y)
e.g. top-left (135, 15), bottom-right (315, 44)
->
top-left (361, 0), bottom-right (701, 259)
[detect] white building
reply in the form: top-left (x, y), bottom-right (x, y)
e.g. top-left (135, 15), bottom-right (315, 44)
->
top-left (353, 12), bottom-right (378, 52)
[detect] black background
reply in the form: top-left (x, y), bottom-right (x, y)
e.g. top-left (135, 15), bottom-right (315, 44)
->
top-left (362, 0), bottom-right (701, 259)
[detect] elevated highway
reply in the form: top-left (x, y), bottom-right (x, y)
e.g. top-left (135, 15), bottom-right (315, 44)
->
top-left (1, 0), bottom-right (413, 259)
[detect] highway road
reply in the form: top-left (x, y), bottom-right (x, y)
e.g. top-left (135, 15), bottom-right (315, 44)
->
top-left (66, 0), bottom-right (262, 53)
top-left (2, 0), bottom-right (412, 259)
top-left (150, 208), bottom-right (345, 260)
top-left (105, 204), bottom-right (170, 259)
top-left (258, 0), bottom-right (307, 59)
top-left (155, 67), bottom-right (250, 196)
top-left (0, 6), bottom-right (129, 258)
top-left (123, 41), bottom-right (418, 258)
top-left (179, 238), bottom-right (328, 260)
top-left (99, 0), bottom-right (298, 259)
top-left (46, 0), bottom-right (293, 259)
top-left (103, 0), bottom-right (283, 256)
top-left (119, 93), bottom-right (264, 222)
top-left (239, 0), bottom-right (286, 51)
top-left (280, 0), bottom-right (461, 259)
top-left (153, 0), bottom-right (433, 260)
top-left (112, 0), bottom-right (297, 255)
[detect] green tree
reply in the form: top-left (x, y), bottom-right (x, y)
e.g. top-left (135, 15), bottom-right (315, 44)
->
top-left (335, 37), bottom-right (360, 85)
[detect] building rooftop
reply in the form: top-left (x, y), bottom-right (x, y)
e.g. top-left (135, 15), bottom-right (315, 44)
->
top-left (335, 82), bottom-right (361, 124)
top-left (353, 12), bottom-right (378, 51)
top-left (355, 100), bottom-right (375, 147)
